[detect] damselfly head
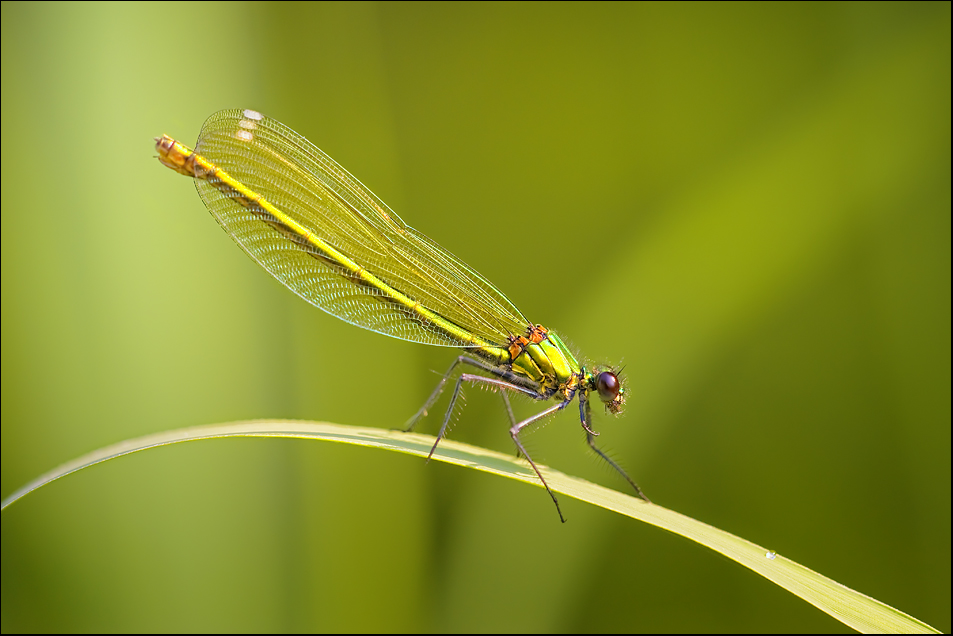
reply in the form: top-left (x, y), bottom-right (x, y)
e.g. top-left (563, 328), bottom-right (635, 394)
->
top-left (594, 370), bottom-right (626, 414)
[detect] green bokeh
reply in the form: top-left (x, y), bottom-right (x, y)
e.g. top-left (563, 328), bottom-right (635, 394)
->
top-left (2, 1), bottom-right (949, 632)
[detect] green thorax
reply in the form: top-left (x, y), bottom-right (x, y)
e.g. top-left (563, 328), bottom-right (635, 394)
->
top-left (499, 326), bottom-right (583, 396)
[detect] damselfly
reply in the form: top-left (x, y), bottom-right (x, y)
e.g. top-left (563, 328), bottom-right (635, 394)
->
top-left (155, 109), bottom-right (649, 521)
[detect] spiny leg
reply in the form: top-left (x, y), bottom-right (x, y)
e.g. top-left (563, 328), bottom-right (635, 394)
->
top-left (500, 391), bottom-right (521, 458)
top-left (427, 373), bottom-right (541, 460)
top-left (404, 355), bottom-right (477, 432)
top-left (404, 355), bottom-right (540, 432)
top-left (414, 367), bottom-right (570, 521)
top-left (576, 391), bottom-right (600, 436)
top-left (500, 390), bottom-right (517, 428)
top-left (453, 376), bottom-right (572, 521)
top-left (580, 393), bottom-right (651, 503)
top-left (510, 399), bottom-right (573, 523)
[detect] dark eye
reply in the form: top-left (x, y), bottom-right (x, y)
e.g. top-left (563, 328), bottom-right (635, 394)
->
top-left (596, 372), bottom-right (620, 402)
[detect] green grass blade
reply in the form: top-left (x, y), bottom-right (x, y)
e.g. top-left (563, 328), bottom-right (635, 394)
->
top-left (0, 420), bottom-right (938, 634)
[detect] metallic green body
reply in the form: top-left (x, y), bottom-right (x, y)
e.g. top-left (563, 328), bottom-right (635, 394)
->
top-left (506, 331), bottom-right (583, 397)
top-left (156, 109), bottom-right (643, 523)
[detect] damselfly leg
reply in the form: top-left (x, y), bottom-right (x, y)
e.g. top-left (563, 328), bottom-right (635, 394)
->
top-left (404, 355), bottom-right (546, 432)
top-left (408, 357), bottom-right (571, 521)
top-left (580, 393), bottom-right (651, 502)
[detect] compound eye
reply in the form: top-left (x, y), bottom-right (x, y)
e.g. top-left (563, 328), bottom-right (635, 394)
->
top-left (596, 372), bottom-right (620, 402)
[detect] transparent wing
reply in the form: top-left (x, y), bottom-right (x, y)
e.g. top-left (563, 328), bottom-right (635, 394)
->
top-left (192, 109), bottom-right (530, 347)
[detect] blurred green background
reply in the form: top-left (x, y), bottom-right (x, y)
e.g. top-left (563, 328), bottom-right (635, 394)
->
top-left (2, 1), bottom-right (949, 632)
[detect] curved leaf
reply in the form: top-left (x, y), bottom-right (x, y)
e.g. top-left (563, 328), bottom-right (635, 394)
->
top-left (0, 420), bottom-right (938, 634)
